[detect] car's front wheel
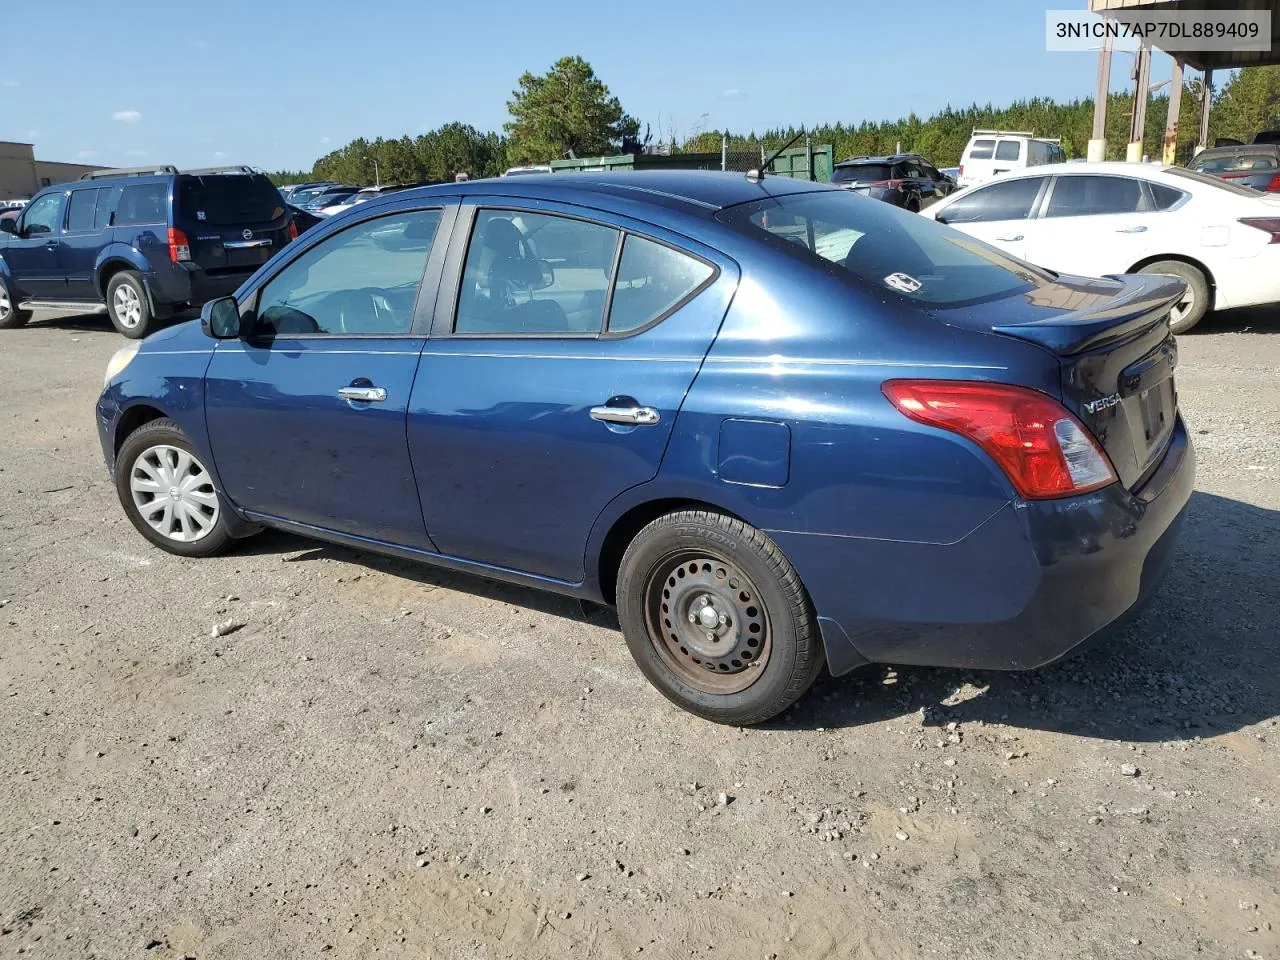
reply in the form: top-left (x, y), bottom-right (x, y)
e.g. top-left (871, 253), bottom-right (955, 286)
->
top-left (0, 276), bottom-right (32, 329)
top-left (106, 270), bottom-right (154, 339)
top-left (616, 509), bottom-right (824, 725)
top-left (115, 418), bottom-right (232, 557)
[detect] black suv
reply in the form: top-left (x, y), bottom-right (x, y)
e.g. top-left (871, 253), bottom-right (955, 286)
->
top-left (830, 154), bottom-right (956, 211)
top-left (0, 165), bottom-right (294, 338)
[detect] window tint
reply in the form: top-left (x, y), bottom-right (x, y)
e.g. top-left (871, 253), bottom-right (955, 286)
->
top-left (968, 139), bottom-right (995, 160)
top-left (1150, 182), bottom-right (1186, 210)
top-left (94, 188), bottom-right (114, 229)
top-left (995, 140), bottom-right (1022, 161)
top-left (66, 189), bottom-right (99, 232)
top-left (608, 236), bottom-right (714, 334)
top-left (20, 193), bottom-right (62, 235)
top-left (178, 174), bottom-right (283, 224)
top-left (719, 191), bottom-right (1047, 308)
top-left (1045, 176), bottom-right (1143, 217)
top-left (455, 210), bottom-right (619, 335)
top-left (936, 177), bottom-right (1045, 224)
top-left (115, 183), bottom-right (168, 226)
top-left (252, 210), bottom-right (440, 337)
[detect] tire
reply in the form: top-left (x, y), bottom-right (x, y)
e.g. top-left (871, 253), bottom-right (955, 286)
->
top-left (1136, 260), bottom-right (1209, 334)
top-left (0, 276), bottom-right (31, 329)
top-left (616, 509), bottom-right (824, 725)
top-left (115, 418), bottom-right (232, 558)
top-left (106, 270), bottom-right (154, 339)
top-left (904, 196), bottom-right (921, 213)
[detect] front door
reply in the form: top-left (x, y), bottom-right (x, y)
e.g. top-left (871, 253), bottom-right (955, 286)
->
top-left (409, 202), bottom-right (737, 583)
top-left (935, 175), bottom-right (1049, 261)
top-left (204, 204), bottom-right (454, 547)
top-left (3, 192), bottom-right (67, 299)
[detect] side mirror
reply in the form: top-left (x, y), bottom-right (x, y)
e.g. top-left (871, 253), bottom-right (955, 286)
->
top-left (0, 218), bottom-right (15, 234)
top-left (201, 297), bottom-right (242, 339)
top-left (933, 212), bottom-right (950, 225)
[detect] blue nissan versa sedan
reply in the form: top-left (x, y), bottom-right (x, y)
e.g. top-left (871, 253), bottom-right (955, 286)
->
top-left (96, 171), bottom-right (1194, 725)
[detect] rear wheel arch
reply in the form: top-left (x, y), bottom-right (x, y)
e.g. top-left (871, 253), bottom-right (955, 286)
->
top-left (98, 258), bottom-right (139, 300)
top-left (1126, 253), bottom-right (1215, 296)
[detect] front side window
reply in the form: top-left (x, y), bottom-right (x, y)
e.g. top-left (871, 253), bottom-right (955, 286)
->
top-left (719, 190), bottom-right (1048, 308)
top-left (114, 183), bottom-right (168, 226)
top-left (66, 189), bottom-right (100, 232)
top-left (1045, 176), bottom-right (1144, 217)
top-left (608, 235), bottom-right (715, 334)
top-left (252, 209), bottom-right (441, 337)
top-left (455, 210), bottom-right (619, 335)
top-left (995, 140), bottom-right (1022, 161)
top-left (20, 193), bottom-right (62, 236)
top-left (936, 176), bottom-right (1046, 224)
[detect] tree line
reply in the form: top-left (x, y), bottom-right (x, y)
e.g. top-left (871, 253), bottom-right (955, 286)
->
top-left (269, 62), bottom-right (1280, 187)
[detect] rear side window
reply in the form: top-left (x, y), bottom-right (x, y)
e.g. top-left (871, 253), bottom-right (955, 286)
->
top-left (1150, 182), bottom-right (1187, 210)
top-left (66, 189), bottom-right (100, 232)
top-left (177, 175), bottom-right (283, 225)
top-left (607, 236), bottom-right (715, 335)
top-left (995, 140), bottom-right (1022, 161)
top-left (936, 177), bottom-right (1046, 223)
top-left (115, 183), bottom-right (168, 226)
top-left (968, 139), bottom-right (995, 160)
top-left (1045, 176), bottom-right (1144, 217)
top-left (455, 210), bottom-right (619, 335)
top-left (719, 191), bottom-right (1046, 308)
top-left (94, 188), bottom-right (114, 229)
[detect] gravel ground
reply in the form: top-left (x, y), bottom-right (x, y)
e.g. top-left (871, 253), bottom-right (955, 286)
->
top-left (1, 308), bottom-right (1277, 960)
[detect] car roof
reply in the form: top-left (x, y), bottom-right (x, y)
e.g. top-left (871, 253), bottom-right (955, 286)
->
top-left (965, 161), bottom-right (1173, 180)
top-left (388, 170), bottom-right (831, 217)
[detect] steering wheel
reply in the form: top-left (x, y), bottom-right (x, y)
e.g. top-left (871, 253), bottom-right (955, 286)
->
top-left (334, 287), bottom-right (396, 334)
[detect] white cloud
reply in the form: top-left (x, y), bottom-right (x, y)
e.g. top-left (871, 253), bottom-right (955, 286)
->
top-left (25, 130), bottom-right (42, 139)
top-left (1, 79), bottom-right (18, 88)
top-left (77, 150), bottom-right (99, 159)
top-left (320, 136), bottom-right (332, 145)
top-left (194, 39), bottom-right (210, 49)
top-left (212, 151), bottom-right (227, 160)
top-left (720, 88), bottom-right (742, 99)
top-left (125, 149), bottom-right (149, 158)
top-left (112, 110), bottom-right (142, 124)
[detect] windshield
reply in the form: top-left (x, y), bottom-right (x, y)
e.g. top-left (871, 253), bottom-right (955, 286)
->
top-left (177, 174), bottom-right (283, 224)
top-left (832, 163), bottom-right (895, 183)
top-left (1164, 165), bottom-right (1262, 196)
top-left (718, 190), bottom-right (1047, 307)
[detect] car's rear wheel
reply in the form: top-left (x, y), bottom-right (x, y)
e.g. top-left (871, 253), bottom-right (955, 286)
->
top-left (115, 418), bottom-right (232, 557)
top-left (106, 270), bottom-right (153, 339)
top-left (0, 276), bottom-right (31, 329)
top-left (616, 509), bottom-right (824, 725)
top-left (1136, 260), bottom-right (1209, 334)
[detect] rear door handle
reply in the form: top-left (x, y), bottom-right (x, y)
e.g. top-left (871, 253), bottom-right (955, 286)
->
top-left (1115, 225), bottom-right (1148, 233)
top-left (338, 385), bottom-right (387, 403)
top-left (590, 404), bottom-right (661, 426)
top-left (994, 234), bottom-right (1024, 242)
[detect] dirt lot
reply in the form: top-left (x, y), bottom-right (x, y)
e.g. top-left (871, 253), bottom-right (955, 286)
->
top-left (1, 308), bottom-right (1277, 960)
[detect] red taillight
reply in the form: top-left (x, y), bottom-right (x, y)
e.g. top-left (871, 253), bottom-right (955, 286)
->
top-left (1239, 217), bottom-right (1280, 242)
top-left (882, 380), bottom-right (1117, 499)
top-left (868, 179), bottom-right (905, 188)
top-left (1267, 174), bottom-right (1280, 192)
top-left (167, 226), bottom-right (190, 263)
top-left (287, 220), bottom-right (298, 242)
top-left (957, 164), bottom-right (964, 177)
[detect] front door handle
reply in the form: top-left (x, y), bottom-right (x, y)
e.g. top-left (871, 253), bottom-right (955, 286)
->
top-left (994, 234), bottom-right (1024, 242)
top-left (590, 404), bottom-right (661, 426)
top-left (1115, 225), bottom-right (1148, 233)
top-left (338, 385), bottom-right (387, 403)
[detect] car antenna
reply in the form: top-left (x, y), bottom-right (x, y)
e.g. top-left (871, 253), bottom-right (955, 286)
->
top-left (746, 129), bottom-right (805, 182)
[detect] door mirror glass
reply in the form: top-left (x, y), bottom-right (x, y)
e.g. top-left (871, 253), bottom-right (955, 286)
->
top-left (202, 297), bottom-right (242, 339)
top-left (0, 218), bottom-right (14, 234)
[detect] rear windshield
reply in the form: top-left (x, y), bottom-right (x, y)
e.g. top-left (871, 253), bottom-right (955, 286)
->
top-left (1192, 152), bottom-right (1279, 173)
top-left (832, 163), bottom-right (895, 183)
top-left (177, 174), bottom-right (284, 225)
top-left (1163, 166), bottom-right (1262, 196)
top-left (718, 190), bottom-right (1046, 307)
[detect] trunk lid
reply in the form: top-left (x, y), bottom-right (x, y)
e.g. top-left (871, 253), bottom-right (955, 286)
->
top-left (934, 272), bottom-right (1184, 490)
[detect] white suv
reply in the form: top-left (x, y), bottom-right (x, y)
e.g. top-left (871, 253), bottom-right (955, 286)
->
top-left (958, 130), bottom-right (1064, 188)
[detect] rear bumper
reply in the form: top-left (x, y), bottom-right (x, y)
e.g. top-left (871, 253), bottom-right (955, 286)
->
top-left (147, 263), bottom-right (256, 309)
top-left (774, 416), bottom-right (1195, 675)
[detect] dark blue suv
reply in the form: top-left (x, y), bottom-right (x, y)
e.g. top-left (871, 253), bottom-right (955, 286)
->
top-left (0, 165), bottom-right (294, 338)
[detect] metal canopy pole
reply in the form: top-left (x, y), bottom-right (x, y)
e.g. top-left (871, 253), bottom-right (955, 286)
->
top-left (1198, 68), bottom-right (1214, 154)
top-left (1089, 34), bottom-right (1113, 161)
top-left (1163, 59), bottom-right (1184, 165)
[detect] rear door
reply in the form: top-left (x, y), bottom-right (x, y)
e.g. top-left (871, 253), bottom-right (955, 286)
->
top-left (175, 174), bottom-right (290, 280)
top-left (2, 191), bottom-right (67, 299)
top-left (933, 175), bottom-right (1048, 259)
top-left (408, 201), bottom-right (737, 582)
top-left (992, 138), bottom-right (1024, 177)
top-left (62, 185), bottom-right (116, 300)
top-left (203, 202), bottom-right (455, 546)
top-left (1023, 175), bottom-right (1160, 277)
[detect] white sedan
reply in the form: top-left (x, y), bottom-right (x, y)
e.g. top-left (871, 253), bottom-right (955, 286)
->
top-left (920, 161), bottom-right (1280, 333)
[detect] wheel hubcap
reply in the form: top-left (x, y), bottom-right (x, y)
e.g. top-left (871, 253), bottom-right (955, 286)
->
top-left (645, 554), bottom-right (771, 695)
top-left (114, 285), bottom-right (142, 328)
top-left (1172, 287), bottom-right (1195, 324)
top-left (0, 286), bottom-right (11, 321)
top-left (129, 444), bottom-right (219, 542)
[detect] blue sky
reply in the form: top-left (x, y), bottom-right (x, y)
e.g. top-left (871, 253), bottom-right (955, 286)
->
top-left (1, 0), bottom-right (1181, 171)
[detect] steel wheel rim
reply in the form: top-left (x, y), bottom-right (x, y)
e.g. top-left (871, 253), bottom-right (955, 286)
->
top-left (114, 285), bottom-right (142, 328)
top-left (643, 552), bottom-right (772, 695)
top-left (0, 285), bottom-right (11, 321)
top-left (129, 444), bottom-right (219, 542)
top-left (1171, 286), bottom-right (1195, 325)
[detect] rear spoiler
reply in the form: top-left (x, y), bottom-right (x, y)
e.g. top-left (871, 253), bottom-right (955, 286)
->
top-left (992, 275), bottom-right (1186, 354)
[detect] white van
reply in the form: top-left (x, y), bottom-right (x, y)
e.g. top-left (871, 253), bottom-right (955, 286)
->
top-left (957, 130), bottom-right (1064, 188)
